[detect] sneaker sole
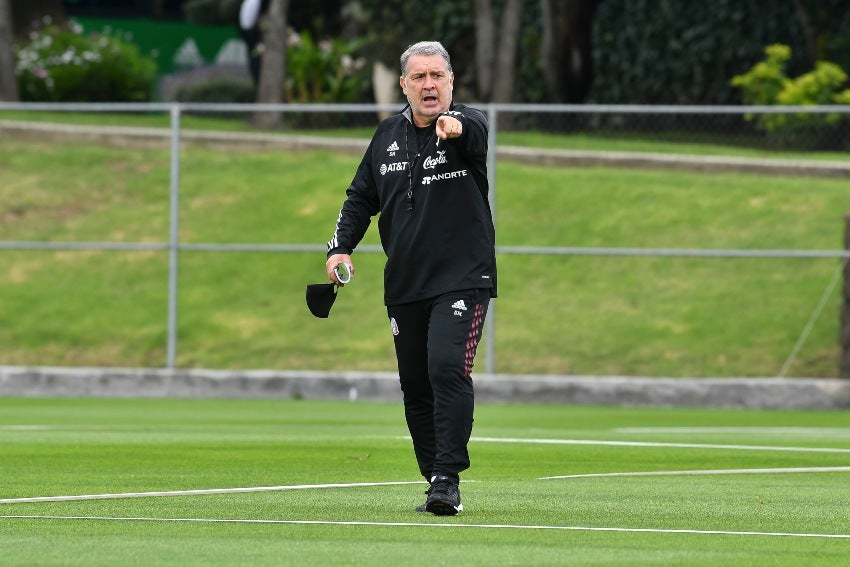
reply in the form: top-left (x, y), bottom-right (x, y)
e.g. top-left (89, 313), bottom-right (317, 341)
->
top-left (425, 499), bottom-right (463, 516)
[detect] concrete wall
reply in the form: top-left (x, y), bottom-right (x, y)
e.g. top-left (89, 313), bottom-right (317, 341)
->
top-left (2, 366), bottom-right (849, 409)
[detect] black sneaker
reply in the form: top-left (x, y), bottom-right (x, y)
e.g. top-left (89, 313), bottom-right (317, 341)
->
top-left (425, 474), bottom-right (463, 515)
top-left (415, 486), bottom-right (429, 512)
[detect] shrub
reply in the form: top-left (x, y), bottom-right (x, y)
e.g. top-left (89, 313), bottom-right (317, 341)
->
top-left (282, 29), bottom-right (372, 128)
top-left (175, 77), bottom-right (255, 119)
top-left (175, 78), bottom-right (255, 104)
top-left (731, 43), bottom-right (850, 148)
top-left (730, 44), bottom-right (791, 106)
top-left (285, 29), bottom-right (369, 104)
top-left (15, 21), bottom-right (157, 102)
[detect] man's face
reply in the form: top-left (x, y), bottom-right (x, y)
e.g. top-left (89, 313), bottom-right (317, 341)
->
top-left (400, 54), bottom-right (454, 127)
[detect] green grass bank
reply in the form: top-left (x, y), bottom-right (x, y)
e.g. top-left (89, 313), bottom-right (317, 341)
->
top-left (1, 127), bottom-right (848, 376)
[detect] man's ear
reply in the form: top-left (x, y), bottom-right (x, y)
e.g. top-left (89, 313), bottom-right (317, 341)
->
top-left (399, 76), bottom-right (407, 95)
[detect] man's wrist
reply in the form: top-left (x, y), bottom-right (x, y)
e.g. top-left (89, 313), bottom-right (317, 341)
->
top-left (327, 247), bottom-right (351, 259)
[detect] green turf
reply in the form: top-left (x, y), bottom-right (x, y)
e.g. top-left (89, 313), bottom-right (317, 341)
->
top-left (2, 397), bottom-right (850, 565)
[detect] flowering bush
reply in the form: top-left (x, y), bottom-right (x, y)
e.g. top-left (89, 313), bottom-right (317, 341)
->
top-left (15, 21), bottom-right (157, 102)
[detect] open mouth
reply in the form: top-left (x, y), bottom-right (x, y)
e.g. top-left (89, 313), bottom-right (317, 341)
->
top-left (423, 95), bottom-right (438, 104)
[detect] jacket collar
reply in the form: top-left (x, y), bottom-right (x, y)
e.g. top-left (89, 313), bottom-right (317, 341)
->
top-left (401, 101), bottom-right (456, 125)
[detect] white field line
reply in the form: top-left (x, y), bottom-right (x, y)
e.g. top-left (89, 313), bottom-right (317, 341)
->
top-left (540, 466), bottom-right (850, 480)
top-left (470, 436), bottom-right (850, 453)
top-left (2, 515), bottom-right (849, 540)
top-left (614, 427), bottom-right (850, 437)
top-left (0, 481), bottom-right (425, 504)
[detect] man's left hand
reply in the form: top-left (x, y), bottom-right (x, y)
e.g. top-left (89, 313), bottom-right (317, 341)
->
top-left (436, 115), bottom-right (462, 140)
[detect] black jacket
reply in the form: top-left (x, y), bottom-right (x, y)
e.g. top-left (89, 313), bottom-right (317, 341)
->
top-left (327, 102), bottom-right (497, 306)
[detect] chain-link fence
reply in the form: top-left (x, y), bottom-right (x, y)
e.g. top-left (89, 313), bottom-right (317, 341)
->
top-left (1, 102), bottom-right (849, 377)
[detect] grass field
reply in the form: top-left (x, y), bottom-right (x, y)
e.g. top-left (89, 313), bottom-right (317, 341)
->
top-left (2, 396), bottom-right (850, 565)
top-left (1, 134), bottom-right (847, 376)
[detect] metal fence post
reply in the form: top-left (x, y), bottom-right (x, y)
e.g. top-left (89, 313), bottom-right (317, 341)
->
top-left (485, 103), bottom-right (498, 374)
top-left (841, 214), bottom-right (850, 378)
top-left (166, 104), bottom-right (181, 369)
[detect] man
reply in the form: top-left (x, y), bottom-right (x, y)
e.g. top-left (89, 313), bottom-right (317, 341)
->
top-left (238, 0), bottom-right (270, 88)
top-left (324, 41), bottom-right (496, 515)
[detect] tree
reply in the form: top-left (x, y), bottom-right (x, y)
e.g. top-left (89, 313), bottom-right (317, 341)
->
top-left (352, 0), bottom-right (478, 101)
top-left (539, 0), bottom-right (599, 103)
top-left (182, 0), bottom-right (241, 25)
top-left (0, 0), bottom-right (17, 101)
top-left (2, 0), bottom-right (69, 102)
top-left (11, 0), bottom-right (65, 31)
top-left (474, 0), bottom-right (522, 102)
top-left (253, 0), bottom-right (288, 128)
top-left (789, 0), bottom-right (850, 70)
top-left (184, 0), bottom-right (290, 127)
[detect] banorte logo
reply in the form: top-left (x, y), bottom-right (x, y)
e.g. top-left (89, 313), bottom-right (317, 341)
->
top-left (421, 169), bottom-right (468, 185)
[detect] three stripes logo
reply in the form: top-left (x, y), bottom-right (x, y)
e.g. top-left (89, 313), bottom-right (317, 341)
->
top-left (452, 299), bottom-right (467, 317)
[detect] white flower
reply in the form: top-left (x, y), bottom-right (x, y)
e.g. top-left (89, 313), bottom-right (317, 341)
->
top-left (340, 54), bottom-right (353, 72)
top-left (60, 48), bottom-right (76, 64)
top-left (286, 28), bottom-right (300, 47)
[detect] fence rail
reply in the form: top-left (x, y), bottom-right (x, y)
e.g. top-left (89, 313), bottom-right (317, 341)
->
top-left (2, 102), bottom-right (849, 374)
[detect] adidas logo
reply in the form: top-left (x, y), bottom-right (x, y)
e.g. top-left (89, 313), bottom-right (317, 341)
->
top-left (451, 300), bottom-right (467, 311)
top-left (387, 141), bottom-right (400, 152)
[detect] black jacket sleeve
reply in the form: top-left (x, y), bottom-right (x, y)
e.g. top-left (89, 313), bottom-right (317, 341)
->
top-left (442, 105), bottom-right (490, 204)
top-left (443, 106), bottom-right (488, 159)
top-left (326, 138), bottom-right (380, 257)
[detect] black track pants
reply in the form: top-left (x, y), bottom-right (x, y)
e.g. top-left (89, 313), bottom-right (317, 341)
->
top-left (387, 288), bottom-right (490, 481)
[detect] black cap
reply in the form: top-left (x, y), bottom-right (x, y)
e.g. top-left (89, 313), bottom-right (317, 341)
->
top-left (306, 283), bottom-right (338, 318)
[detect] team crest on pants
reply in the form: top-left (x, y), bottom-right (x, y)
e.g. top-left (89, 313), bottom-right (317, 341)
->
top-left (390, 317), bottom-right (399, 336)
